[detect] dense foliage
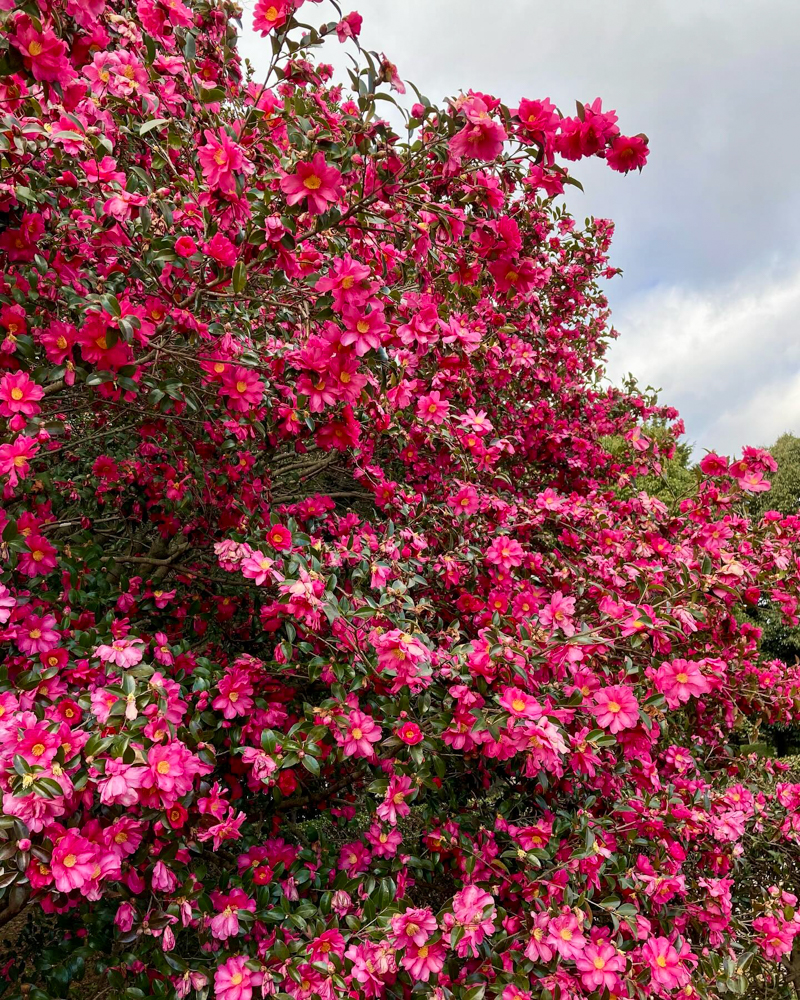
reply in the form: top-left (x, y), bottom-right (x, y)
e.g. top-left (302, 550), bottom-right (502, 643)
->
top-left (2, 2), bottom-right (800, 998)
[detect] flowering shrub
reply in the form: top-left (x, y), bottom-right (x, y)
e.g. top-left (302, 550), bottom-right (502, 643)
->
top-left (1, 1), bottom-right (800, 999)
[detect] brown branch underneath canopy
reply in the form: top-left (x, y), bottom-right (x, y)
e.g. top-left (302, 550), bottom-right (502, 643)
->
top-left (0, 886), bottom-right (30, 929)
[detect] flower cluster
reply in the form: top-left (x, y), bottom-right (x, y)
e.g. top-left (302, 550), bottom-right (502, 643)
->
top-left (0, 2), bottom-right (798, 1000)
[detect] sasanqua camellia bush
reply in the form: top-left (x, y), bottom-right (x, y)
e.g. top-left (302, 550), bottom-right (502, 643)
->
top-left (2, 1), bottom-right (800, 998)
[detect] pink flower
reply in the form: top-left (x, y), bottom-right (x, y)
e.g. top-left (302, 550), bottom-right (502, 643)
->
top-left (308, 929), bottom-right (345, 964)
top-left (737, 470), bottom-right (771, 493)
top-left (212, 669), bottom-right (255, 719)
top-left (152, 860), bottom-right (178, 893)
top-left (592, 685), bottom-right (640, 733)
top-left (215, 955), bottom-right (252, 1000)
top-left (655, 658), bottom-right (711, 709)
top-left (203, 233), bottom-right (239, 267)
top-left (0, 435), bottom-right (38, 487)
top-left (115, 901), bottom-right (135, 932)
top-left (450, 885), bottom-right (496, 957)
top-left (401, 939), bottom-right (446, 981)
top-left (537, 591), bottom-right (576, 636)
top-left (396, 721), bottom-right (423, 745)
top-left (754, 916), bottom-right (797, 960)
top-left (241, 551), bottom-right (276, 586)
top-left (253, 0), bottom-right (289, 35)
top-left (16, 613), bottom-right (58, 655)
top-left (315, 254), bottom-right (373, 309)
top-left (448, 485), bottom-right (480, 515)
top-left (499, 687), bottom-right (541, 719)
top-left (606, 134), bottom-right (649, 173)
top-left (373, 630), bottom-right (430, 674)
top-left (338, 840), bottom-right (371, 875)
top-left (524, 912), bottom-right (553, 962)
top-left (485, 535), bottom-right (525, 570)
top-left (575, 941), bottom-right (626, 990)
top-left (0, 584), bottom-right (16, 624)
top-left (0, 372), bottom-right (44, 418)
top-left (198, 127), bottom-right (252, 194)
top-left (417, 390), bottom-right (450, 426)
top-left (547, 911), bottom-right (586, 960)
top-left (640, 936), bottom-right (689, 990)
top-left (514, 97), bottom-right (560, 139)
top-left (96, 637), bottom-right (145, 668)
top-left (220, 367), bottom-right (264, 412)
top-left (341, 710), bottom-right (381, 759)
top-left (700, 452), bottom-right (729, 476)
top-left (12, 18), bottom-right (71, 83)
top-left (377, 774), bottom-right (413, 825)
top-left (457, 408), bottom-right (493, 434)
top-left (17, 535), bottom-right (58, 577)
top-left (336, 11), bottom-right (363, 43)
top-left (391, 907), bottom-right (437, 947)
top-left (340, 303), bottom-right (388, 355)
top-left (266, 524), bottom-right (292, 551)
top-left (51, 831), bottom-right (97, 893)
top-left (450, 97), bottom-right (507, 161)
top-left (365, 823), bottom-right (402, 857)
top-left (175, 235), bottom-right (197, 257)
top-left (281, 153), bottom-right (344, 216)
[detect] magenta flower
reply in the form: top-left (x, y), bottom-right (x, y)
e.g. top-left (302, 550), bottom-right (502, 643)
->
top-left (51, 831), bottom-right (97, 893)
top-left (0, 372), bottom-right (43, 418)
top-left (280, 153), bottom-right (344, 215)
top-left (341, 709), bottom-right (381, 759)
top-left (591, 684), bottom-right (640, 733)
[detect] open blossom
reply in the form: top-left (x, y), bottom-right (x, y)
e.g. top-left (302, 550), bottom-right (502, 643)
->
top-left (575, 940), bottom-right (626, 990)
top-left (485, 534), bottom-right (525, 570)
top-left (396, 721), bottom-right (423, 745)
top-left (592, 685), bottom-right (640, 733)
top-left (401, 939), bottom-right (447, 981)
top-left (373, 630), bottom-right (430, 674)
top-left (198, 127), bottom-right (252, 194)
top-left (547, 911), bottom-right (586, 960)
top-left (51, 831), bottom-right (97, 893)
top-left (241, 550), bottom-right (276, 586)
top-left (606, 133), bottom-right (650, 172)
top-left (641, 937), bottom-right (690, 990)
top-left (0, 435), bottom-right (38, 486)
top-left (449, 885), bottom-right (496, 957)
top-left (377, 774), bottom-right (414, 825)
top-left (212, 668), bottom-right (254, 719)
top-left (366, 823), bottom-right (403, 857)
top-left (525, 912), bottom-right (553, 962)
top-left (0, 372), bottom-right (44, 418)
top-left (95, 637), bottom-right (145, 668)
top-left (341, 710), bottom-right (381, 758)
top-left (280, 153), bottom-right (344, 215)
top-left (17, 535), bottom-right (58, 577)
top-left (220, 367), bottom-right (264, 412)
top-left (253, 0), bottom-right (290, 35)
top-left (215, 955), bottom-right (253, 1000)
top-left (417, 390), bottom-right (450, 426)
top-left (537, 591), bottom-right (576, 635)
top-left (655, 658), bottom-right (711, 708)
top-left (12, 18), bottom-right (71, 83)
top-left (450, 97), bottom-right (507, 161)
top-left (0, 584), bottom-right (16, 624)
top-left (391, 907), bottom-right (437, 947)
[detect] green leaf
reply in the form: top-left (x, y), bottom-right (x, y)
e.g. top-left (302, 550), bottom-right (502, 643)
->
top-left (139, 118), bottom-right (170, 135)
top-left (232, 259), bottom-right (247, 293)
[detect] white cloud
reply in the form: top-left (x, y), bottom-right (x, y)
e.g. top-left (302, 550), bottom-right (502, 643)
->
top-left (606, 265), bottom-right (800, 454)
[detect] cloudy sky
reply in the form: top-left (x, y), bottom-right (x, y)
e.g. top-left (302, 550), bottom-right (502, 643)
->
top-left (241, 0), bottom-right (800, 456)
